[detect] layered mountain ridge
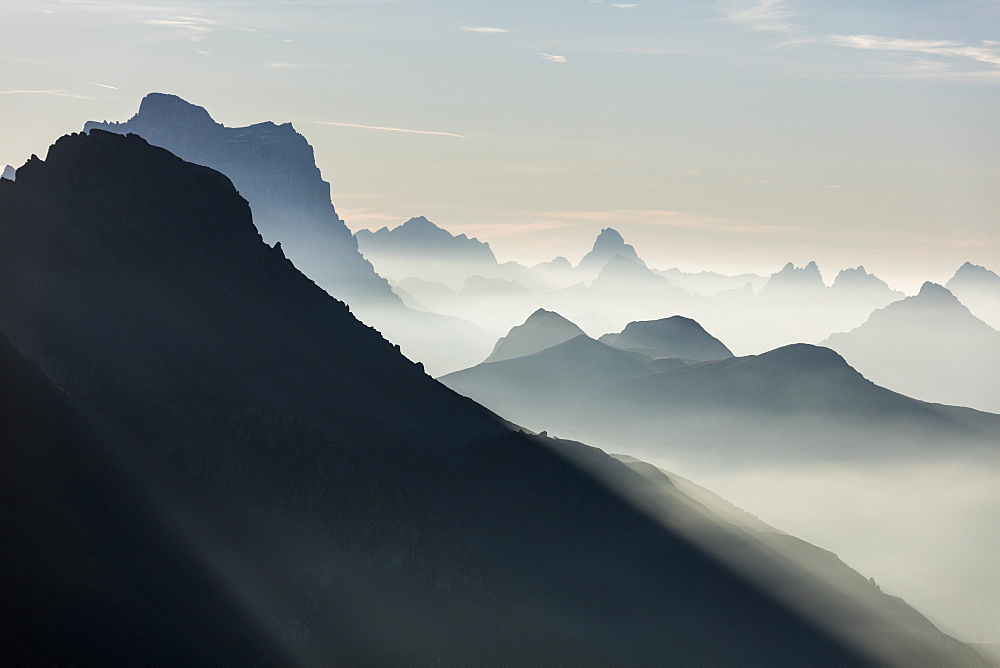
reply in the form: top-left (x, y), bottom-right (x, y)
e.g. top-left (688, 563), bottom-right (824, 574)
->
top-left (0, 129), bottom-right (986, 666)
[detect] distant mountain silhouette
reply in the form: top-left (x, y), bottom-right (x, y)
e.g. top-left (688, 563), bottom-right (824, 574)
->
top-left (356, 215), bottom-right (497, 276)
top-left (84, 93), bottom-right (496, 375)
top-left (600, 315), bottom-right (733, 361)
top-left (656, 267), bottom-right (767, 296)
top-left (444, 335), bottom-right (689, 427)
top-left (822, 282), bottom-right (1000, 412)
top-left (591, 254), bottom-right (670, 290)
top-left (577, 227), bottom-right (645, 276)
top-left (945, 262), bottom-right (1000, 329)
top-left (759, 260), bottom-right (826, 297)
top-left (0, 129), bottom-right (983, 666)
top-left (445, 333), bottom-right (997, 464)
top-left (1, 164), bottom-right (14, 181)
top-left (484, 308), bottom-right (587, 363)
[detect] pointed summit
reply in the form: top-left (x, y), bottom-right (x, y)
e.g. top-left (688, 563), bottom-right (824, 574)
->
top-left (760, 260), bottom-right (825, 297)
top-left (822, 281), bottom-right (1000, 412)
top-left (483, 308), bottom-right (587, 363)
top-left (577, 227), bottom-right (645, 275)
top-left (945, 262), bottom-right (1000, 329)
top-left (1, 165), bottom-right (15, 181)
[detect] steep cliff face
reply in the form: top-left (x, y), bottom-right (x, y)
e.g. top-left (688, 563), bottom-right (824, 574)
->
top-left (85, 92), bottom-right (397, 306)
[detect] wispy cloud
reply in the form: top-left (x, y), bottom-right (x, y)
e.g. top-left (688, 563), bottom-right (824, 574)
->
top-left (613, 3), bottom-right (638, 8)
top-left (0, 89), bottom-right (91, 99)
top-left (313, 120), bottom-right (466, 138)
top-left (461, 26), bottom-right (507, 34)
top-left (823, 34), bottom-right (1000, 69)
top-left (83, 81), bottom-right (117, 90)
top-left (142, 16), bottom-right (220, 41)
top-left (538, 52), bottom-right (568, 63)
top-left (721, 0), bottom-right (800, 33)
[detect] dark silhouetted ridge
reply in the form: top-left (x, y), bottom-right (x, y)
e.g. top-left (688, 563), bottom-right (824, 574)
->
top-left (2, 128), bottom-right (981, 666)
top-left (85, 92), bottom-right (398, 306)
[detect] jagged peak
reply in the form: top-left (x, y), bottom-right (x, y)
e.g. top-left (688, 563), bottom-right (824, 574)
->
top-left (593, 227), bottom-right (626, 247)
top-left (916, 281), bottom-right (959, 301)
top-left (950, 262), bottom-right (1000, 283)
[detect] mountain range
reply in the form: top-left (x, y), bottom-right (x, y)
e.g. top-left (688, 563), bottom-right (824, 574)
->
top-left (1, 128), bottom-right (987, 665)
top-left (84, 92), bottom-right (494, 375)
top-left (443, 311), bottom-right (998, 466)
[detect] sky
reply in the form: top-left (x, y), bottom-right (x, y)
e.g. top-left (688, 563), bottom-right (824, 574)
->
top-left (1, 0), bottom-right (998, 291)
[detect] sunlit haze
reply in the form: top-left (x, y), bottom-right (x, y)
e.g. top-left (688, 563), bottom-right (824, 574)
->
top-left (2, 0), bottom-right (997, 292)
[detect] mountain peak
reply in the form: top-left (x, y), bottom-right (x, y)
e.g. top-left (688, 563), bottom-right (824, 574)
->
top-left (483, 308), bottom-right (586, 363)
top-left (578, 227), bottom-right (645, 272)
top-left (401, 215), bottom-right (439, 230)
top-left (134, 92), bottom-right (220, 129)
top-left (594, 227), bottom-right (625, 247)
top-left (916, 281), bottom-right (958, 302)
top-left (600, 315), bottom-right (733, 361)
top-left (756, 343), bottom-right (850, 372)
top-left (949, 262), bottom-right (1000, 285)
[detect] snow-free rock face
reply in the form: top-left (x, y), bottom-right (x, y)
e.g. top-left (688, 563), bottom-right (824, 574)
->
top-left (484, 308), bottom-right (587, 363)
top-left (1, 164), bottom-right (14, 181)
top-left (600, 315), bottom-right (733, 361)
top-left (85, 92), bottom-right (398, 307)
top-left (577, 228), bottom-right (645, 275)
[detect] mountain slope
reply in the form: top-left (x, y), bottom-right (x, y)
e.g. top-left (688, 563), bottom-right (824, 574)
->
top-left (0, 332), bottom-right (611, 666)
top-left (0, 129), bottom-right (980, 666)
top-left (945, 262), bottom-right (1000, 329)
top-left (600, 315), bottom-right (733, 361)
top-left (484, 308), bottom-right (587, 363)
top-left (83, 92), bottom-right (494, 375)
top-left (822, 282), bottom-right (1000, 412)
top-left (85, 92), bottom-right (395, 307)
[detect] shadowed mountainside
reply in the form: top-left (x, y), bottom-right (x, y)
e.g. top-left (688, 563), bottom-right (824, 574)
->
top-left (0, 129), bottom-right (984, 666)
top-left (0, 333), bottom-right (611, 666)
top-left (84, 92), bottom-right (494, 375)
